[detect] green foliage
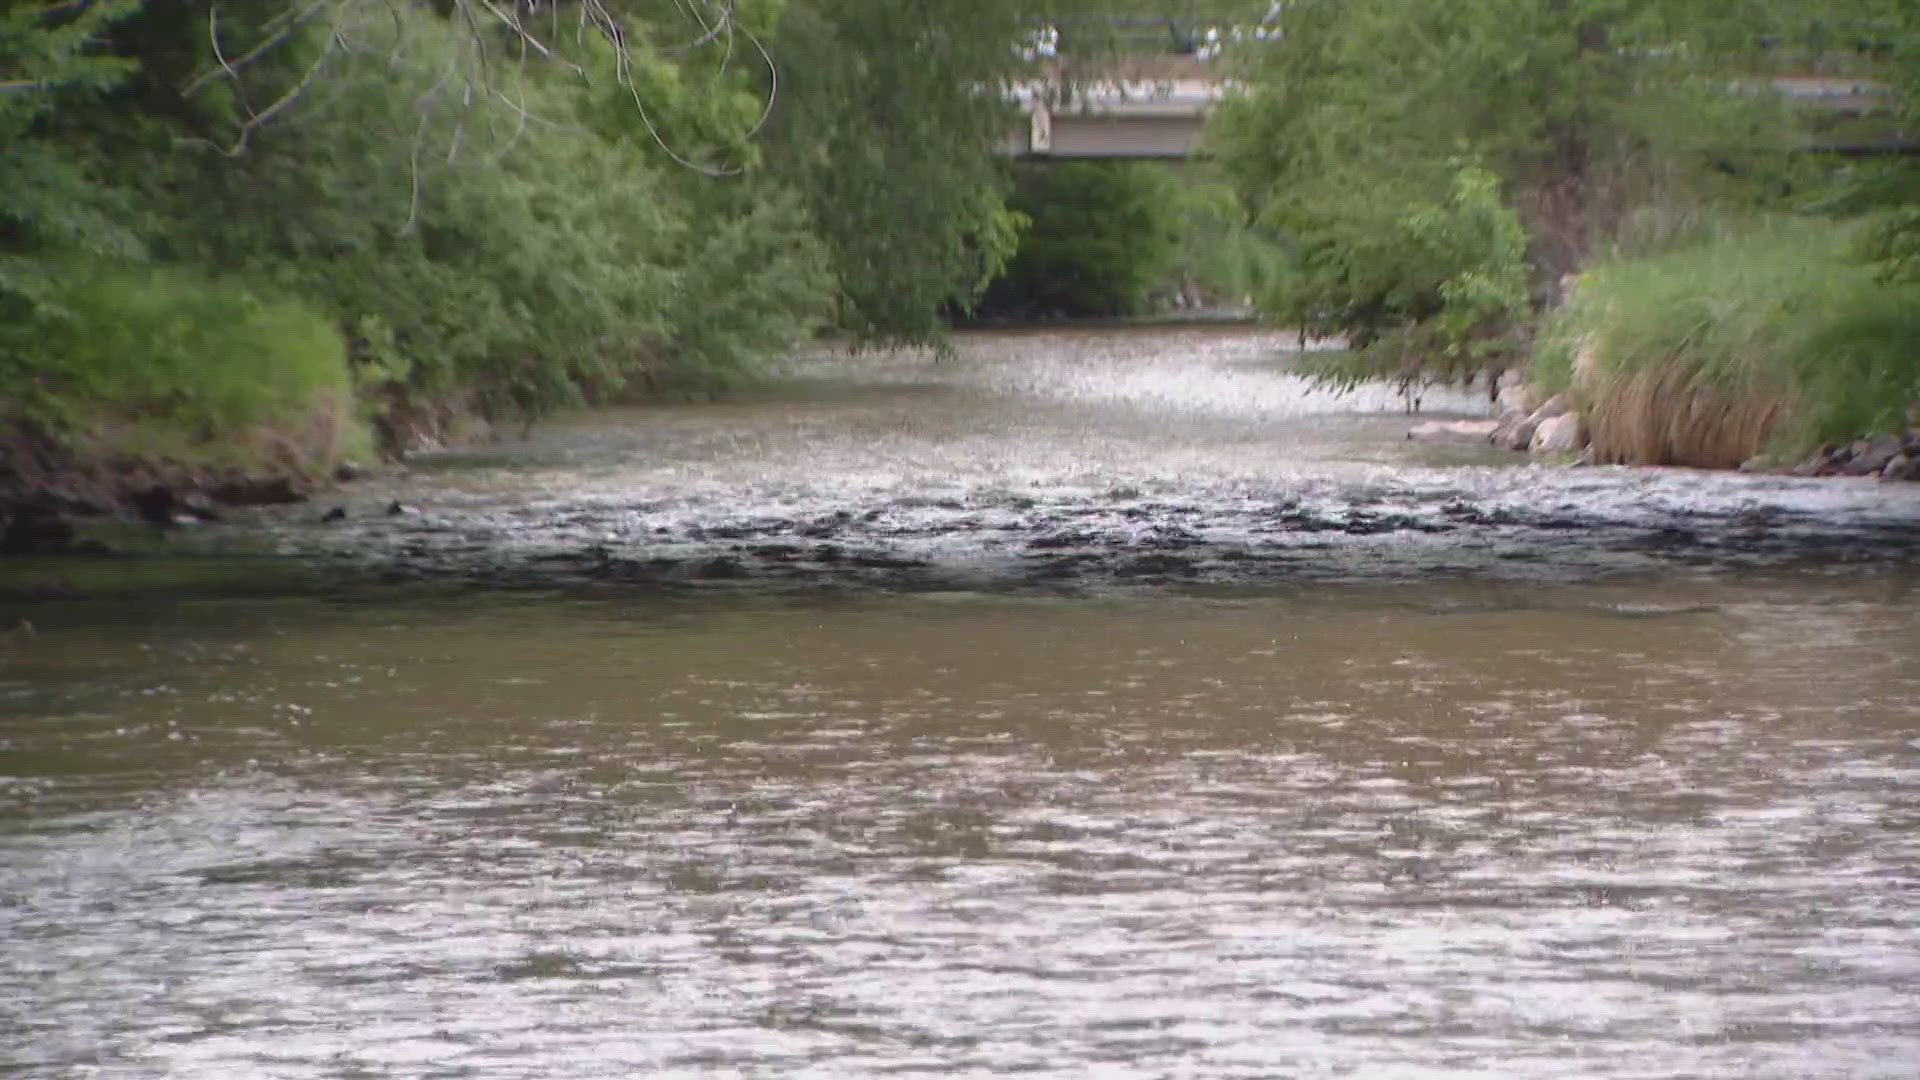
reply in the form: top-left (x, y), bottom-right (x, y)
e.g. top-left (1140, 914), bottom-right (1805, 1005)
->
top-left (0, 0), bottom-right (142, 119)
top-left (0, 261), bottom-right (362, 466)
top-left (89, 2), bottom-right (835, 426)
top-left (1211, 0), bottom-right (1813, 384)
top-left (0, 0), bottom-right (863, 486)
top-left (1249, 161), bottom-right (1531, 390)
top-left (1855, 206), bottom-right (1920, 283)
top-left (981, 161), bottom-right (1179, 318)
top-left (667, 188), bottom-right (833, 389)
top-left (760, 0), bottom-right (1030, 348)
top-left (1164, 173), bottom-right (1285, 307)
top-left (1538, 220), bottom-right (1920, 458)
top-left (1, 0), bottom-right (147, 312)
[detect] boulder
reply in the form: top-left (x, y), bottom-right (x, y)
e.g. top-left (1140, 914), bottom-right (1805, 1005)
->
top-left (1882, 453), bottom-right (1920, 482)
top-left (1490, 408), bottom-right (1537, 451)
top-left (1527, 394), bottom-right (1572, 424)
top-left (1530, 412), bottom-right (1584, 454)
top-left (1494, 370), bottom-right (1542, 415)
top-left (1493, 395), bottom-right (1571, 453)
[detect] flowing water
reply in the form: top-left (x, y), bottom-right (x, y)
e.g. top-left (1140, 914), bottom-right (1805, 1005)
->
top-left (4, 328), bottom-right (1920, 1077)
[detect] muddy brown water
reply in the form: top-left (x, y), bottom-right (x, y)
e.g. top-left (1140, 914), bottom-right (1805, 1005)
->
top-left (4, 328), bottom-right (1920, 1077)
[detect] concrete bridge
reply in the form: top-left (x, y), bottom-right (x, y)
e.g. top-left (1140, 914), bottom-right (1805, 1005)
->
top-left (1006, 59), bottom-right (1219, 159)
top-left (1006, 67), bottom-right (1910, 159)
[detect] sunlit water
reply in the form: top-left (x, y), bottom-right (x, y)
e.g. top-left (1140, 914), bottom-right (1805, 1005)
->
top-left (5, 328), bottom-right (1920, 1077)
top-left (222, 327), bottom-right (1920, 588)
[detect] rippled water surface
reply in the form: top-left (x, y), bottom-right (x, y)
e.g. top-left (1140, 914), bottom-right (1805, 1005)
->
top-left (5, 329), bottom-right (1920, 1077)
top-left (224, 327), bottom-right (1920, 588)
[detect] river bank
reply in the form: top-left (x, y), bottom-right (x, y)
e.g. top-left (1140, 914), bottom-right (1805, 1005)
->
top-left (10, 326), bottom-right (1918, 601)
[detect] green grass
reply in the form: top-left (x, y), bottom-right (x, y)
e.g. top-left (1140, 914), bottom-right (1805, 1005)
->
top-left (1536, 218), bottom-right (1920, 466)
top-left (3, 262), bottom-right (369, 473)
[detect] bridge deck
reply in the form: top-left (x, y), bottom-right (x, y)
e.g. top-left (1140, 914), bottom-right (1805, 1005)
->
top-left (1007, 73), bottom-right (1910, 159)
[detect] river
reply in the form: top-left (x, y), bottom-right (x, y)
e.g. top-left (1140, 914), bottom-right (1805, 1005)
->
top-left (4, 327), bottom-right (1919, 1077)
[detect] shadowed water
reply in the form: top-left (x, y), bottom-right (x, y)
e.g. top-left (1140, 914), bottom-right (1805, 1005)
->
top-left (4, 328), bottom-right (1920, 1076)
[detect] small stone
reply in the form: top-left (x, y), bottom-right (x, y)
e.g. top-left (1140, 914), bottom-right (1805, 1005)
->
top-left (179, 492), bottom-right (222, 521)
top-left (321, 506), bottom-right (348, 522)
top-left (386, 500), bottom-right (410, 516)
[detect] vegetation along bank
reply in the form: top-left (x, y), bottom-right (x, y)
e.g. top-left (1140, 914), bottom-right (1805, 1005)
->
top-left (1212, 0), bottom-right (1920, 473)
top-left (5, 1), bottom-right (1920, 555)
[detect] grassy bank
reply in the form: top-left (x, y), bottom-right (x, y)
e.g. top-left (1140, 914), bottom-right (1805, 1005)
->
top-left (1535, 220), bottom-right (1920, 468)
top-left (1, 264), bottom-right (369, 513)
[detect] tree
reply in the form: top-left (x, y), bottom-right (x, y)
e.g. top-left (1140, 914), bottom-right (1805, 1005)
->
top-left (757, 0), bottom-right (1268, 347)
top-left (1, 0), bottom-right (147, 292)
top-left (1209, 0), bottom-right (1811, 381)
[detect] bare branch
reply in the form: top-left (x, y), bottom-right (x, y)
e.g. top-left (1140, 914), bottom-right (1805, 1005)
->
top-left (181, 0), bottom-right (332, 98)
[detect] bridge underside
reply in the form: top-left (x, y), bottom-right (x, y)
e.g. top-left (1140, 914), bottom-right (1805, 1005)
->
top-left (1006, 112), bottom-right (1207, 159)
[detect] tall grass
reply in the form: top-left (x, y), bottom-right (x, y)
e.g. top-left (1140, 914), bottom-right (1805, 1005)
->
top-left (1536, 219), bottom-right (1920, 467)
top-left (2, 263), bottom-right (368, 474)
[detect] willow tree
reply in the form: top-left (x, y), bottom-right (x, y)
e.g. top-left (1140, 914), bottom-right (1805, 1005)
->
top-left (754, 0), bottom-right (1266, 348)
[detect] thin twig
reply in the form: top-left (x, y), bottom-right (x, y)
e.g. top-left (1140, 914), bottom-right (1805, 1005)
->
top-left (180, 0), bottom-right (331, 97)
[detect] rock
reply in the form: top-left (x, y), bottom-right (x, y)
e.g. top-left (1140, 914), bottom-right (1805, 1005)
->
top-left (1493, 395), bottom-right (1574, 452)
top-left (1489, 408), bottom-right (1537, 451)
top-left (321, 506), bottom-right (348, 522)
top-left (1530, 413), bottom-right (1584, 454)
top-left (1494, 370), bottom-right (1542, 415)
top-left (1408, 419), bottom-right (1501, 441)
top-left (127, 485), bottom-right (180, 526)
top-left (386, 500), bottom-right (410, 516)
top-left (1882, 453), bottom-right (1920, 482)
top-left (1841, 434), bottom-right (1903, 477)
top-left (180, 492), bottom-right (222, 522)
top-left (334, 462), bottom-right (370, 482)
top-left (1527, 394), bottom-right (1571, 424)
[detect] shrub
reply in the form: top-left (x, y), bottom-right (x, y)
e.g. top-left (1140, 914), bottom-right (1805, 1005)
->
top-left (1275, 163), bottom-right (1531, 393)
top-left (1536, 219), bottom-right (1920, 466)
